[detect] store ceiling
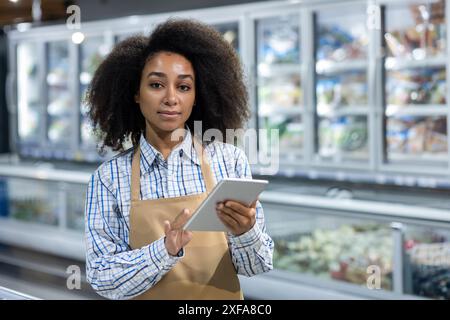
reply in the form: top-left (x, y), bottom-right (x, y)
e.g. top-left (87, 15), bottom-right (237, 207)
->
top-left (0, 0), bottom-right (274, 27)
top-left (0, 0), bottom-right (72, 26)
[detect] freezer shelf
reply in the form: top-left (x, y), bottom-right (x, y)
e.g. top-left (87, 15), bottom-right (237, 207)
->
top-left (314, 5), bottom-right (369, 165)
top-left (3, 177), bottom-right (59, 226)
top-left (17, 42), bottom-right (42, 145)
top-left (79, 35), bottom-right (110, 149)
top-left (265, 204), bottom-right (393, 291)
top-left (46, 41), bottom-right (72, 146)
top-left (256, 14), bottom-right (303, 161)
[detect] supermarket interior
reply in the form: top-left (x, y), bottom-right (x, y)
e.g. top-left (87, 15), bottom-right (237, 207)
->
top-left (0, 0), bottom-right (450, 300)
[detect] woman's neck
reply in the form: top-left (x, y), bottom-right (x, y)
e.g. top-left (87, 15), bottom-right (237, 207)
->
top-left (145, 125), bottom-right (185, 160)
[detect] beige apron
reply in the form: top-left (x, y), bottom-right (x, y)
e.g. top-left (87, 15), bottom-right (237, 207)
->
top-left (129, 137), bottom-right (243, 300)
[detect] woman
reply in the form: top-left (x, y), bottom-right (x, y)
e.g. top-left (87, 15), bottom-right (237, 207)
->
top-left (85, 19), bottom-right (273, 300)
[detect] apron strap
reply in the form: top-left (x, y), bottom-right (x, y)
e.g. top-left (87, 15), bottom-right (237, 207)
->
top-left (131, 146), bottom-right (141, 201)
top-left (130, 135), bottom-right (216, 201)
top-left (193, 137), bottom-right (216, 194)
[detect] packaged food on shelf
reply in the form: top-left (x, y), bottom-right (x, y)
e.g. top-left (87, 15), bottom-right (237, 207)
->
top-left (48, 119), bottom-right (71, 143)
top-left (385, 1), bottom-right (446, 59)
top-left (316, 71), bottom-right (367, 112)
top-left (273, 224), bottom-right (393, 289)
top-left (405, 228), bottom-right (450, 299)
top-left (257, 16), bottom-right (300, 64)
top-left (386, 116), bottom-right (447, 156)
top-left (47, 93), bottom-right (71, 116)
top-left (261, 115), bottom-right (303, 151)
top-left (386, 68), bottom-right (446, 106)
top-left (317, 22), bottom-right (367, 62)
top-left (318, 116), bottom-right (368, 159)
top-left (259, 74), bottom-right (302, 112)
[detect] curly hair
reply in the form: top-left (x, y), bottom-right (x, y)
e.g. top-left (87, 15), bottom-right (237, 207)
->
top-left (86, 18), bottom-right (250, 152)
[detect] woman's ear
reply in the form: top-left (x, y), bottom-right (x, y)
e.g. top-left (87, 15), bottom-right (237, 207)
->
top-left (134, 93), bottom-right (140, 104)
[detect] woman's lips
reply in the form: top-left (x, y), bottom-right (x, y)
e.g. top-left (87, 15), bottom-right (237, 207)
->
top-left (157, 111), bottom-right (181, 120)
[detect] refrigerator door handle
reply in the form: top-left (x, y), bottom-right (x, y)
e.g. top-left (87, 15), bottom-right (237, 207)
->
top-left (5, 72), bottom-right (16, 115)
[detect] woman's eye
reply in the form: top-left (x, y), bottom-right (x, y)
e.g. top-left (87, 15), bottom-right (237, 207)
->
top-left (179, 85), bottom-right (190, 91)
top-left (150, 83), bottom-right (163, 89)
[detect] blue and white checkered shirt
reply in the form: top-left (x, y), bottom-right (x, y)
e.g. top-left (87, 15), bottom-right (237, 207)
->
top-left (85, 132), bottom-right (274, 300)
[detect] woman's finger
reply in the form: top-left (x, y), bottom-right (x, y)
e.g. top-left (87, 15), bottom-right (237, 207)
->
top-left (172, 208), bottom-right (192, 229)
top-left (224, 201), bottom-right (254, 219)
top-left (218, 204), bottom-right (248, 226)
top-left (217, 210), bottom-right (238, 229)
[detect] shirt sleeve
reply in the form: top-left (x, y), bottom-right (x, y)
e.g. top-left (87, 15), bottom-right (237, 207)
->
top-left (226, 148), bottom-right (274, 277)
top-left (85, 169), bottom-right (183, 300)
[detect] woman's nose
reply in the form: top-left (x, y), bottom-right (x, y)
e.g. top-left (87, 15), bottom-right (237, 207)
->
top-left (163, 86), bottom-right (178, 106)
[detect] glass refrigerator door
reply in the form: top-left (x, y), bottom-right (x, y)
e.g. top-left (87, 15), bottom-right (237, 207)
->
top-left (78, 35), bottom-right (110, 161)
top-left (315, 6), bottom-right (369, 162)
top-left (214, 22), bottom-right (240, 53)
top-left (46, 41), bottom-right (72, 157)
top-left (255, 14), bottom-right (303, 162)
top-left (16, 42), bottom-right (43, 154)
top-left (384, 0), bottom-right (447, 165)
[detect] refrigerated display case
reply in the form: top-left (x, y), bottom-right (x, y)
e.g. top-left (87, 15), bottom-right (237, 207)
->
top-left (314, 4), bottom-right (370, 163)
top-left (214, 22), bottom-right (240, 52)
top-left (382, 0), bottom-right (448, 167)
top-left (78, 34), bottom-right (112, 161)
top-left (46, 41), bottom-right (72, 148)
top-left (255, 13), bottom-right (304, 162)
top-left (16, 41), bottom-right (42, 151)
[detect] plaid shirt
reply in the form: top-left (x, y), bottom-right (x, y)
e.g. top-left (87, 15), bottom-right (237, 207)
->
top-left (85, 132), bottom-right (274, 299)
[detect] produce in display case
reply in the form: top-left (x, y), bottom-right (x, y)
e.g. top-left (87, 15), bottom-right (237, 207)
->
top-left (318, 116), bottom-right (368, 160)
top-left (316, 71), bottom-right (367, 115)
top-left (386, 67), bottom-right (446, 106)
top-left (6, 178), bottom-right (58, 226)
top-left (46, 41), bottom-right (72, 145)
top-left (385, 0), bottom-right (446, 60)
top-left (17, 42), bottom-right (41, 145)
top-left (66, 184), bottom-right (86, 231)
top-left (386, 116), bottom-right (447, 160)
top-left (273, 223), bottom-right (393, 290)
top-left (405, 227), bottom-right (450, 299)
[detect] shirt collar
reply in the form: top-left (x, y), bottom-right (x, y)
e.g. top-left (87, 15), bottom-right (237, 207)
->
top-left (138, 128), bottom-right (201, 174)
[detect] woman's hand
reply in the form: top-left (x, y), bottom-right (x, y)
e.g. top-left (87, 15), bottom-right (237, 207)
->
top-left (216, 199), bottom-right (257, 236)
top-left (164, 208), bottom-right (193, 256)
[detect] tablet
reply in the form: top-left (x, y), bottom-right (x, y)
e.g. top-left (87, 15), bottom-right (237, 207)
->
top-left (183, 178), bottom-right (269, 232)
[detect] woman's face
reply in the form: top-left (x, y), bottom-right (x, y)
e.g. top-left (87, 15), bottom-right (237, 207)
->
top-left (135, 51), bottom-right (195, 136)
